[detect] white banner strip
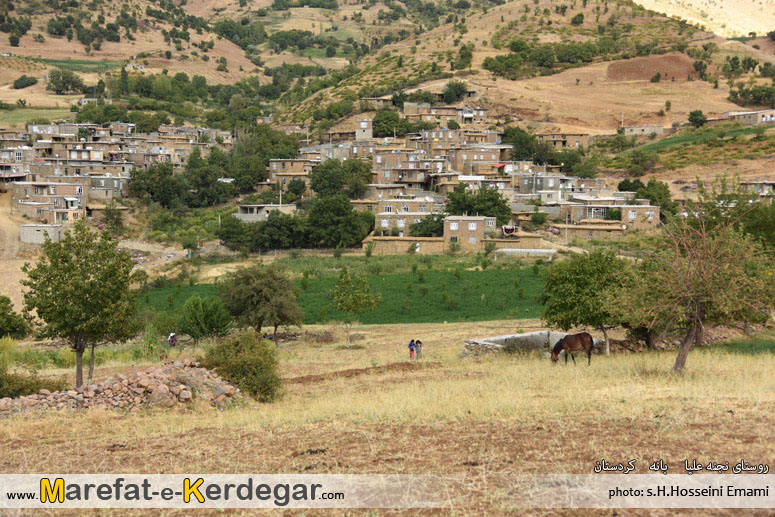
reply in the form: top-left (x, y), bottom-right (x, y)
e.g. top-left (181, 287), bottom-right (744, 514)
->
top-left (2, 474), bottom-right (775, 509)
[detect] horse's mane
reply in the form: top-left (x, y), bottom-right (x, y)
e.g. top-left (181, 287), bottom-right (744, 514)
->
top-left (551, 339), bottom-right (565, 355)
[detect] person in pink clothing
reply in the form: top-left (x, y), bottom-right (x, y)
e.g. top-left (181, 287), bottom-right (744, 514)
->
top-left (408, 339), bottom-right (416, 360)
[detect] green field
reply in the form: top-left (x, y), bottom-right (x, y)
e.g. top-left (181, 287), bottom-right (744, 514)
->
top-left (35, 58), bottom-right (123, 72)
top-left (140, 266), bottom-right (545, 325)
top-left (0, 107), bottom-right (73, 125)
top-left (621, 125), bottom-right (760, 155)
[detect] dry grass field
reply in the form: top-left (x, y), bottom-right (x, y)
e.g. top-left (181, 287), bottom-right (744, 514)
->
top-left (3, 318), bottom-right (775, 514)
top-left (633, 0), bottom-right (775, 37)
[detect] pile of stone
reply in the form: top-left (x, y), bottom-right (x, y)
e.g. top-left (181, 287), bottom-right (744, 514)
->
top-left (462, 340), bottom-right (505, 357)
top-left (0, 359), bottom-right (240, 416)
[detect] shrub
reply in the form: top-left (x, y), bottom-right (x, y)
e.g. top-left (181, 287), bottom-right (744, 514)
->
top-left (202, 332), bottom-right (281, 402)
top-left (0, 370), bottom-right (68, 398)
top-left (178, 294), bottom-right (231, 342)
top-left (12, 75), bottom-right (38, 89)
top-left (0, 295), bottom-right (29, 339)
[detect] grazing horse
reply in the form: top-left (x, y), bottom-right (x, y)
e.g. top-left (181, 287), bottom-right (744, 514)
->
top-left (550, 332), bottom-right (595, 366)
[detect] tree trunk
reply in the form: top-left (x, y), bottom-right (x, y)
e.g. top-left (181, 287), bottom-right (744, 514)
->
top-left (75, 347), bottom-right (84, 389)
top-left (672, 324), bottom-right (697, 373)
top-left (88, 344), bottom-right (96, 384)
top-left (600, 327), bottom-right (610, 355)
top-left (273, 324), bottom-right (278, 343)
top-left (646, 328), bottom-right (655, 350)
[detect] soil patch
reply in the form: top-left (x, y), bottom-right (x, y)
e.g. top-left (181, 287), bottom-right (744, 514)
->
top-left (286, 361), bottom-right (442, 385)
top-left (606, 53), bottom-right (694, 82)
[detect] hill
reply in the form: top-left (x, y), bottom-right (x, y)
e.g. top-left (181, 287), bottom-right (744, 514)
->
top-left (633, 0), bottom-right (775, 38)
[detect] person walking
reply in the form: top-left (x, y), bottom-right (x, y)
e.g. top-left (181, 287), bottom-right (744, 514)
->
top-left (408, 339), bottom-right (416, 361)
top-left (167, 333), bottom-right (177, 347)
top-left (415, 340), bottom-right (423, 360)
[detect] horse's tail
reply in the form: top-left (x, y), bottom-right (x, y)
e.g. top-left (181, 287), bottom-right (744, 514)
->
top-left (587, 333), bottom-right (595, 353)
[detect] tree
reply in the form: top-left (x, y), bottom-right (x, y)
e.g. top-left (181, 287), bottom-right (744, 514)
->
top-left (635, 179), bottom-right (677, 220)
top-left (617, 220), bottom-right (773, 372)
top-left (540, 250), bottom-right (632, 354)
top-left (9, 34), bottom-right (19, 47)
top-left (410, 214), bottom-right (444, 237)
top-left (178, 295), bottom-right (232, 343)
top-left (627, 149), bottom-right (658, 176)
top-left (0, 296), bottom-right (29, 339)
top-left (128, 162), bottom-right (185, 209)
top-left (604, 208), bottom-right (621, 221)
top-left (102, 201), bottom-right (124, 232)
top-left (447, 119), bottom-right (460, 130)
top-left (330, 267), bottom-right (380, 341)
top-left (119, 67), bottom-right (129, 95)
top-left (309, 159), bottom-right (372, 198)
top-left (46, 68), bottom-right (85, 94)
top-left (688, 109), bottom-right (707, 128)
top-left (21, 220), bottom-right (138, 388)
top-left (442, 80), bottom-right (468, 104)
top-left (287, 178), bottom-right (306, 198)
top-left (307, 195), bottom-right (374, 247)
top-left (220, 265), bottom-right (303, 338)
top-left (446, 184), bottom-right (511, 225)
top-left (571, 13), bottom-right (584, 25)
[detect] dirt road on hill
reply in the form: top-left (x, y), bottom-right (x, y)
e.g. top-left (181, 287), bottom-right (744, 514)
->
top-left (0, 191), bottom-right (28, 310)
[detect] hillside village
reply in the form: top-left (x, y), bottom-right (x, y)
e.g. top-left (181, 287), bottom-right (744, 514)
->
top-left (2, 98), bottom-right (773, 253)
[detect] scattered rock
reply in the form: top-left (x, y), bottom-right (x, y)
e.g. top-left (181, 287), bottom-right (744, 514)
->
top-left (0, 360), bottom-right (239, 417)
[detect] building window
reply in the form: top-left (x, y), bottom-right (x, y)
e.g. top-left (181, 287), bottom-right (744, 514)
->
top-left (385, 205), bottom-right (392, 213)
top-left (381, 219), bottom-right (388, 228)
top-left (50, 186), bottom-right (56, 195)
top-left (450, 222), bottom-right (459, 231)
top-left (646, 211), bottom-right (654, 221)
top-left (414, 218), bottom-right (421, 224)
top-left (487, 220), bottom-right (494, 227)
top-left (469, 237), bottom-right (477, 244)
top-left (397, 219), bottom-right (405, 228)
top-left (629, 210), bottom-right (637, 221)
top-left (402, 205), bottom-right (409, 212)
top-left (419, 205), bottom-right (426, 212)
top-left (450, 236), bottom-right (458, 242)
top-left (468, 222), bottom-right (477, 231)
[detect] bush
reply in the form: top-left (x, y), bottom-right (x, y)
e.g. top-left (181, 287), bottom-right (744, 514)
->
top-left (0, 295), bottom-right (29, 339)
top-left (12, 75), bottom-right (38, 89)
top-left (202, 332), bottom-right (281, 402)
top-left (0, 370), bottom-right (68, 398)
top-left (178, 294), bottom-right (231, 342)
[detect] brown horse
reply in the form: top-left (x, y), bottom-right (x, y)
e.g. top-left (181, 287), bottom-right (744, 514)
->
top-left (550, 332), bottom-right (595, 366)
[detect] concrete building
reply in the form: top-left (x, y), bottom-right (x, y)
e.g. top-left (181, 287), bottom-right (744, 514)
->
top-left (20, 224), bottom-right (63, 244)
top-left (235, 204), bottom-right (297, 223)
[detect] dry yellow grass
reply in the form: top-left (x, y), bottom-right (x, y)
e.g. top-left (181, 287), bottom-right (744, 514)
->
top-left (2, 323), bottom-right (774, 514)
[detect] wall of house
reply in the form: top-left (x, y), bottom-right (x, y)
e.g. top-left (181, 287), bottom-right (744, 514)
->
top-left (362, 237), bottom-right (446, 255)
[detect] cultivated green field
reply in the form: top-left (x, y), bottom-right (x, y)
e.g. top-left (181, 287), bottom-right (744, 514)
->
top-left (141, 256), bottom-right (546, 324)
top-left (0, 107), bottom-right (73, 125)
top-left (35, 58), bottom-right (124, 72)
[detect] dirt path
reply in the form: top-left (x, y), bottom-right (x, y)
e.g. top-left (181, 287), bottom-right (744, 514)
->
top-left (0, 191), bottom-right (28, 310)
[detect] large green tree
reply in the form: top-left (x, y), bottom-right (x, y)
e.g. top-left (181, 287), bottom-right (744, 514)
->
top-left (220, 265), bottom-right (303, 337)
top-left (46, 68), bottom-right (85, 94)
top-left (616, 220), bottom-right (774, 372)
top-left (540, 250), bottom-right (632, 354)
top-left (307, 195), bottom-right (374, 247)
top-left (446, 184), bottom-right (512, 226)
top-left (309, 159), bottom-right (372, 198)
top-left (21, 221), bottom-right (139, 387)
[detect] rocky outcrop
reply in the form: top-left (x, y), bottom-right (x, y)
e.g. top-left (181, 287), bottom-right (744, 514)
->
top-left (0, 359), bottom-right (239, 416)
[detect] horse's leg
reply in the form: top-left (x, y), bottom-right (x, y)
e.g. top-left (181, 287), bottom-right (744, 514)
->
top-left (571, 353), bottom-right (576, 366)
top-left (564, 349), bottom-right (568, 365)
top-left (587, 347), bottom-right (592, 366)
